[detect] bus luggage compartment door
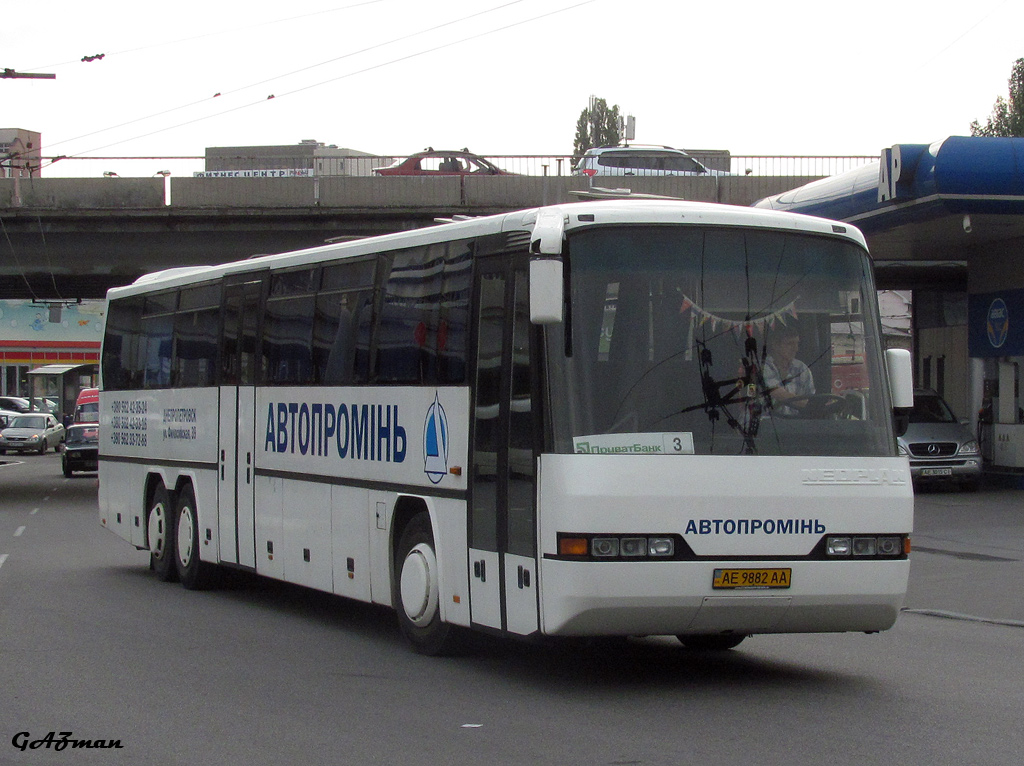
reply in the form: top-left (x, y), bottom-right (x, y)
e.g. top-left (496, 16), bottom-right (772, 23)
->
top-left (468, 547), bottom-right (501, 629)
top-left (504, 552), bottom-right (538, 636)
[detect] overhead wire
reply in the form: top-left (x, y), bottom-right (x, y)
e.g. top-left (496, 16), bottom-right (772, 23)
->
top-left (45, 0), bottom-right (529, 154)
top-left (27, 0), bottom-right (389, 71)
top-left (43, 0), bottom-right (597, 162)
top-left (9, 1), bottom-right (595, 301)
top-left (915, 0), bottom-right (1012, 70)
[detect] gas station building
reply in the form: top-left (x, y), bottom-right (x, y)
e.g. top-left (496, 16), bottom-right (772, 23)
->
top-left (757, 135), bottom-right (1024, 472)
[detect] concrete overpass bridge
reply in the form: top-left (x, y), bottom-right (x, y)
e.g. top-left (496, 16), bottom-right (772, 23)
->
top-left (0, 173), bottom-right (818, 299)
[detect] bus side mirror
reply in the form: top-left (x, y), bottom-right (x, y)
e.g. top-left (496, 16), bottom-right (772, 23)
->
top-left (886, 348), bottom-right (913, 437)
top-left (886, 348), bottom-right (914, 409)
top-left (529, 209), bottom-right (566, 324)
top-left (530, 258), bottom-right (563, 324)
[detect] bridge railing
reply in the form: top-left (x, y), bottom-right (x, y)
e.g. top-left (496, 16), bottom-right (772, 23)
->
top-left (21, 152), bottom-right (877, 179)
top-left (2, 154), bottom-right (879, 210)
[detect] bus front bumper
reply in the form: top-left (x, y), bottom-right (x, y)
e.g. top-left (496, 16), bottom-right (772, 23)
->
top-left (538, 558), bottom-right (908, 637)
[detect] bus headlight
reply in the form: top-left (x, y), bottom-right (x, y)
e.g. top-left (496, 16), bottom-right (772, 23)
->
top-left (876, 536), bottom-right (902, 556)
top-left (619, 537), bottom-right (647, 557)
top-left (853, 537), bottom-right (877, 556)
top-left (648, 537), bottom-right (674, 557)
top-left (827, 536), bottom-right (851, 556)
top-left (591, 538), bottom-right (619, 557)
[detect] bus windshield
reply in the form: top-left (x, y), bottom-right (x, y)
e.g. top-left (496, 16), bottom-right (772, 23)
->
top-left (546, 225), bottom-right (894, 457)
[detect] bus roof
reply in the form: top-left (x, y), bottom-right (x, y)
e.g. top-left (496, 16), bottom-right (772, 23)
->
top-left (106, 200), bottom-right (868, 300)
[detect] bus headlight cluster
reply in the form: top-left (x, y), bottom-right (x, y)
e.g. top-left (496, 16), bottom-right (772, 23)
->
top-left (826, 535), bottom-right (905, 557)
top-left (558, 535), bottom-right (675, 559)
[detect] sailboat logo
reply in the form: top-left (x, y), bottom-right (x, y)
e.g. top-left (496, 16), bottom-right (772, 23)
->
top-left (423, 392), bottom-right (449, 484)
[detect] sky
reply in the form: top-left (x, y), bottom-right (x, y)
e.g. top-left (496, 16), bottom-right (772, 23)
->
top-left (4, 0), bottom-right (1024, 178)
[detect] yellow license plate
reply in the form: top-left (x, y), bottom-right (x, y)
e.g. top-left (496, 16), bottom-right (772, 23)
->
top-left (713, 568), bottom-right (792, 589)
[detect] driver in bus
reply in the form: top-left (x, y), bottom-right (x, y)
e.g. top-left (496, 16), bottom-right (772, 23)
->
top-left (763, 323), bottom-right (814, 415)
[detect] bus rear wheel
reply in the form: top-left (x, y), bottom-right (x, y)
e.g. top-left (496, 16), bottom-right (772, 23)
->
top-left (677, 634), bottom-right (746, 651)
top-left (395, 512), bottom-right (460, 655)
top-left (147, 485), bottom-right (177, 582)
top-left (174, 486), bottom-right (217, 590)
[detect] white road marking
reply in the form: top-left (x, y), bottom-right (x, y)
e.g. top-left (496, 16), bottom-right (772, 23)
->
top-left (14, 526), bottom-right (25, 537)
top-left (0, 554), bottom-right (8, 569)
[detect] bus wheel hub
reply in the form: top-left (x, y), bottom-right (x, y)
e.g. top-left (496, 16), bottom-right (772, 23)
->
top-left (400, 543), bottom-right (437, 626)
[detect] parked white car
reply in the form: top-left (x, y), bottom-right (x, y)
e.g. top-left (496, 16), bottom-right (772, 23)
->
top-left (574, 145), bottom-right (728, 177)
top-left (0, 413), bottom-right (66, 455)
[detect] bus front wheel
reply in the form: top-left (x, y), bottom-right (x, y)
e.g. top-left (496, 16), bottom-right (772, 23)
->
top-left (394, 512), bottom-right (460, 655)
top-left (174, 486), bottom-right (217, 590)
top-left (147, 485), bottom-right (177, 582)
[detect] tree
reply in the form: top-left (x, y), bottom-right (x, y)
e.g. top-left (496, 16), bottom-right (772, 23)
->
top-left (573, 96), bottom-right (622, 157)
top-left (970, 58), bottom-right (1024, 137)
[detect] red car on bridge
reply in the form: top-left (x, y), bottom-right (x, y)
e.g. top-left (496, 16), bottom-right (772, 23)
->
top-left (373, 148), bottom-right (508, 176)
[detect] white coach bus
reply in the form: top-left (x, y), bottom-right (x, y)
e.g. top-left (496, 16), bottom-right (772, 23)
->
top-left (98, 200), bottom-right (914, 654)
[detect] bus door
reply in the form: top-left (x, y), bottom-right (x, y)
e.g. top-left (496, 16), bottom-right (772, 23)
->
top-left (217, 275), bottom-right (265, 569)
top-left (469, 255), bottom-right (539, 636)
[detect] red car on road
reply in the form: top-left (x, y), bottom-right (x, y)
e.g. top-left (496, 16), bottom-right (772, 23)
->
top-left (374, 148), bottom-right (508, 176)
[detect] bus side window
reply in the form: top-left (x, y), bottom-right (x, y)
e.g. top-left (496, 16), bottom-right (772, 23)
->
top-left (137, 291), bottom-right (178, 389)
top-left (314, 260), bottom-right (376, 385)
top-left (262, 270), bottom-right (316, 385)
top-left (172, 284), bottom-right (221, 388)
top-left (172, 306), bottom-right (220, 387)
top-left (264, 295), bottom-right (315, 385)
top-left (316, 292), bottom-right (364, 385)
top-left (102, 296), bottom-right (144, 390)
top-left (374, 243), bottom-right (471, 385)
top-left (220, 277), bottom-right (265, 386)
